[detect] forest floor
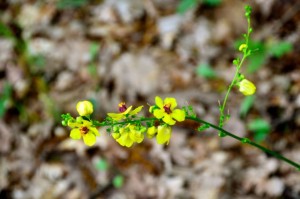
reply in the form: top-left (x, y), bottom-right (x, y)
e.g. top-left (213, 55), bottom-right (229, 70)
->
top-left (0, 0), bottom-right (300, 198)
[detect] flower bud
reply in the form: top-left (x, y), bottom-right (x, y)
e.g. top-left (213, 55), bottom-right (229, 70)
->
top-left (76, 100), bottom-right (94, 116)
top-left (239, 79), bottom-right (256, 96)
top-left (239, 44), bottom-right (247, 51)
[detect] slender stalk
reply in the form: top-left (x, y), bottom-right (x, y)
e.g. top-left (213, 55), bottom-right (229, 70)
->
top-left (187, 116), bottom-right (300, 170)
top-left (93, 115), bottom-right (300, 170)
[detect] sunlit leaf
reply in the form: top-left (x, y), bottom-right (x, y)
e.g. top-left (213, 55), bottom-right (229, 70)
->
top-left (248, 118), bottom-right (270, 143)
top-left (196, 63), bottom-right (216, 79)
top-left (240, 95), bottom-right (255, 117)
top-left (268, 41), bottom-right (292, 58)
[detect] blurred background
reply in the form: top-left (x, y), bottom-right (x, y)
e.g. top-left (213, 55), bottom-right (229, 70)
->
top-left (0, 0), bottom-right (300, 198)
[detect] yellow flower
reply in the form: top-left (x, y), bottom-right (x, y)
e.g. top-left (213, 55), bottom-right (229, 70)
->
top-left (129, 125), bottom-right (145, 143)
top-left (68, 118), bottom-right (99, 146)
top-left (76, 101), bottom-right (93, 116)
top-left (107, 102), bottom-right (143, 121)
top-left (115, 126), bottom-right (134, 147)
top-left (114, 125), bottom-right (145, 147)
top-left (156, 125), bottom-right (172, 145)
top-left (150, 96), bottom-right (185, 125)
top-left (239, 79), bottom-right (256, 96)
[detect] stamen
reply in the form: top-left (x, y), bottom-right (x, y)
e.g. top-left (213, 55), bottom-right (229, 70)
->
top-left (163, 104), bottom-right (172, 114)
top-left (118, 102), bottom-right (127, 112)
top-left (80, 126), bottom-right (89, 135)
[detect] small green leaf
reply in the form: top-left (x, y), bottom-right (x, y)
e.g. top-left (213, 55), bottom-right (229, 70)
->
top-left (95, 159), bottom-right (109, 171)
top-left (239, 95), bottom-right (255, 117)
top-left (177, 0), bottom-right (199, 14)
top-left (268, 41), bottom-right (292, 58)
top-left (0, 22), bottom-right (14, 38)
top-left (203, 0), bottom-right (222, 7)
top-left (247, 51), bottom-right (267, 73)
top-left (113, 175), bottom-right (124, 188)
top-left (56, 0), bottom-right (88, 9)
top-left (197, 124), bottom-right (210, 131)
top-left (248, 118), bottom-right (271, 143)
top-left (89, 42), bottom-right (100, 61)
top-left (88, 64), bottom-right (97, 76)
top-left (196, 63), bottom-right (217, 79)
top-left (0, 82), bottom-right (12, 118)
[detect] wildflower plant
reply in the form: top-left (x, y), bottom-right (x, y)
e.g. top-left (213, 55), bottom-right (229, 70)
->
top-left (61, 5), bottom-right (300, 171)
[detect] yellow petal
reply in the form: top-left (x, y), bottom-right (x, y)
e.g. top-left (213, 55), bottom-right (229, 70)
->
top-left (156, 126), bottom-right (171, 144)
top-left (155, 96), bottom-right (163, 108)
top-left (83, 133), bottom-right (96, 146)
top-left (164, 97), bottom-right (177, 110)
top-left (163, 114), bottom-right (176, 125)
top-left (122, 106), bottom-right (132, 114)
top-left (239, 79), bottom-right (256, 96)
top-left (147, 126), bottom-right (157, 138)
top-left (117, 133), bottom-right (133, 147)
top-left (129, 105), bottom-right (143, 115)
top-left (68, 120), bottom-right (80, 128)
top-left (171, 109), bottom-right (185, 122)
top-left (130, 131), bottom-right (144, 143)
top-left (70, 129), bottom-right (81, 139)
top-left (153, 109), bottom-right (164, 119)
top-left (112, 132), bottom-right (120, 139)
top-left (89, 126), bottom-right (100, 136)
top-left (107, 113), bottom-right (125, 121)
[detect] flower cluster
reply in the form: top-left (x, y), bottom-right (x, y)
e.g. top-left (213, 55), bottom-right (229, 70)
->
top-left (62, 96), bottom-right (186, 147)
top-left (61, 100), bottom-right (99, 146)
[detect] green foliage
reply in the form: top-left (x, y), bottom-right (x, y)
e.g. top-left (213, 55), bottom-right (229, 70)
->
top-left (0, 22), bottom-right (14, 39)
top-left (197, 123), bottom-right (210, 131)
top-left (235, 39), bottom-right (292, 73)
top-left (56, 0), bottom-right (89, 9)
top-left (248, 118), bottom-right (271, 143)
top-left (196, 63), bottom-right (217, 79)
top-left (0, 82), bottom-right (12, 118)
top-left (113, 175), bottom-right (124, 188)
top-left (203, 0), bottom-right (222, 6)
top-left (95, 159), bottom-right (109, 171)
top-left (177, 0), bottom-right (222, 14)
top-left (268, 41), bottom-right (292, 58)
top-left (177, 0), bottom-right (199, 14)
top-left (239, 95), bottom-right (255, 117)
top-left (89, 42), bottom-right (100, 60)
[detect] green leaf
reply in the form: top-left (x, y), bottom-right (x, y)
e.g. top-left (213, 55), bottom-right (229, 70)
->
top-left (248, 118), bottom-right (271, 143)
top-left (95, 159), bottom-right (109, 171)
top-left (113, 175), bottom-right (124, 188)
top-left (197, 124), bottom-right (210, 131)
top-left (0, 22), bottom-right (14, 38)
top-left (88, 64), bottom-right (97, 76)
top-left (177, 0), bottom-right (199, 14)
top-left (196, 63), bottom-right (217, 79)
top-left (239, 95), bottom-right (255, 117)
top-left (56, 0), bottom-right (88, 9)
top-left (203, 0), bottom-right (222, 6)
top-left (247, 51), bottom-right (267, 73)
top-left (89, 42), bottom-right (100, 61)
top-left (268, 41), bottom-right (292, 58)
top-left (0, 82), bottom-right (12, 118)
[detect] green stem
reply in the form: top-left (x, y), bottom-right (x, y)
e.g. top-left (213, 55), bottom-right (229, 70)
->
top-left (93, 115), bottom-right (300, 170)
top-left (219, 54), bottom-right (247, 127)
top-left (187, 116), bottom-right (300, 170)
top-left (219, 10), bottom-right (251, 128)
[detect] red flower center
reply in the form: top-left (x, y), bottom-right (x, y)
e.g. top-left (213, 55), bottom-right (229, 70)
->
top-left (80, 126), bottom-right (89, 135)
top-left (118, 102), bottom-right (127, 113)
top-left (163, 104), bottom-right (172, 114)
